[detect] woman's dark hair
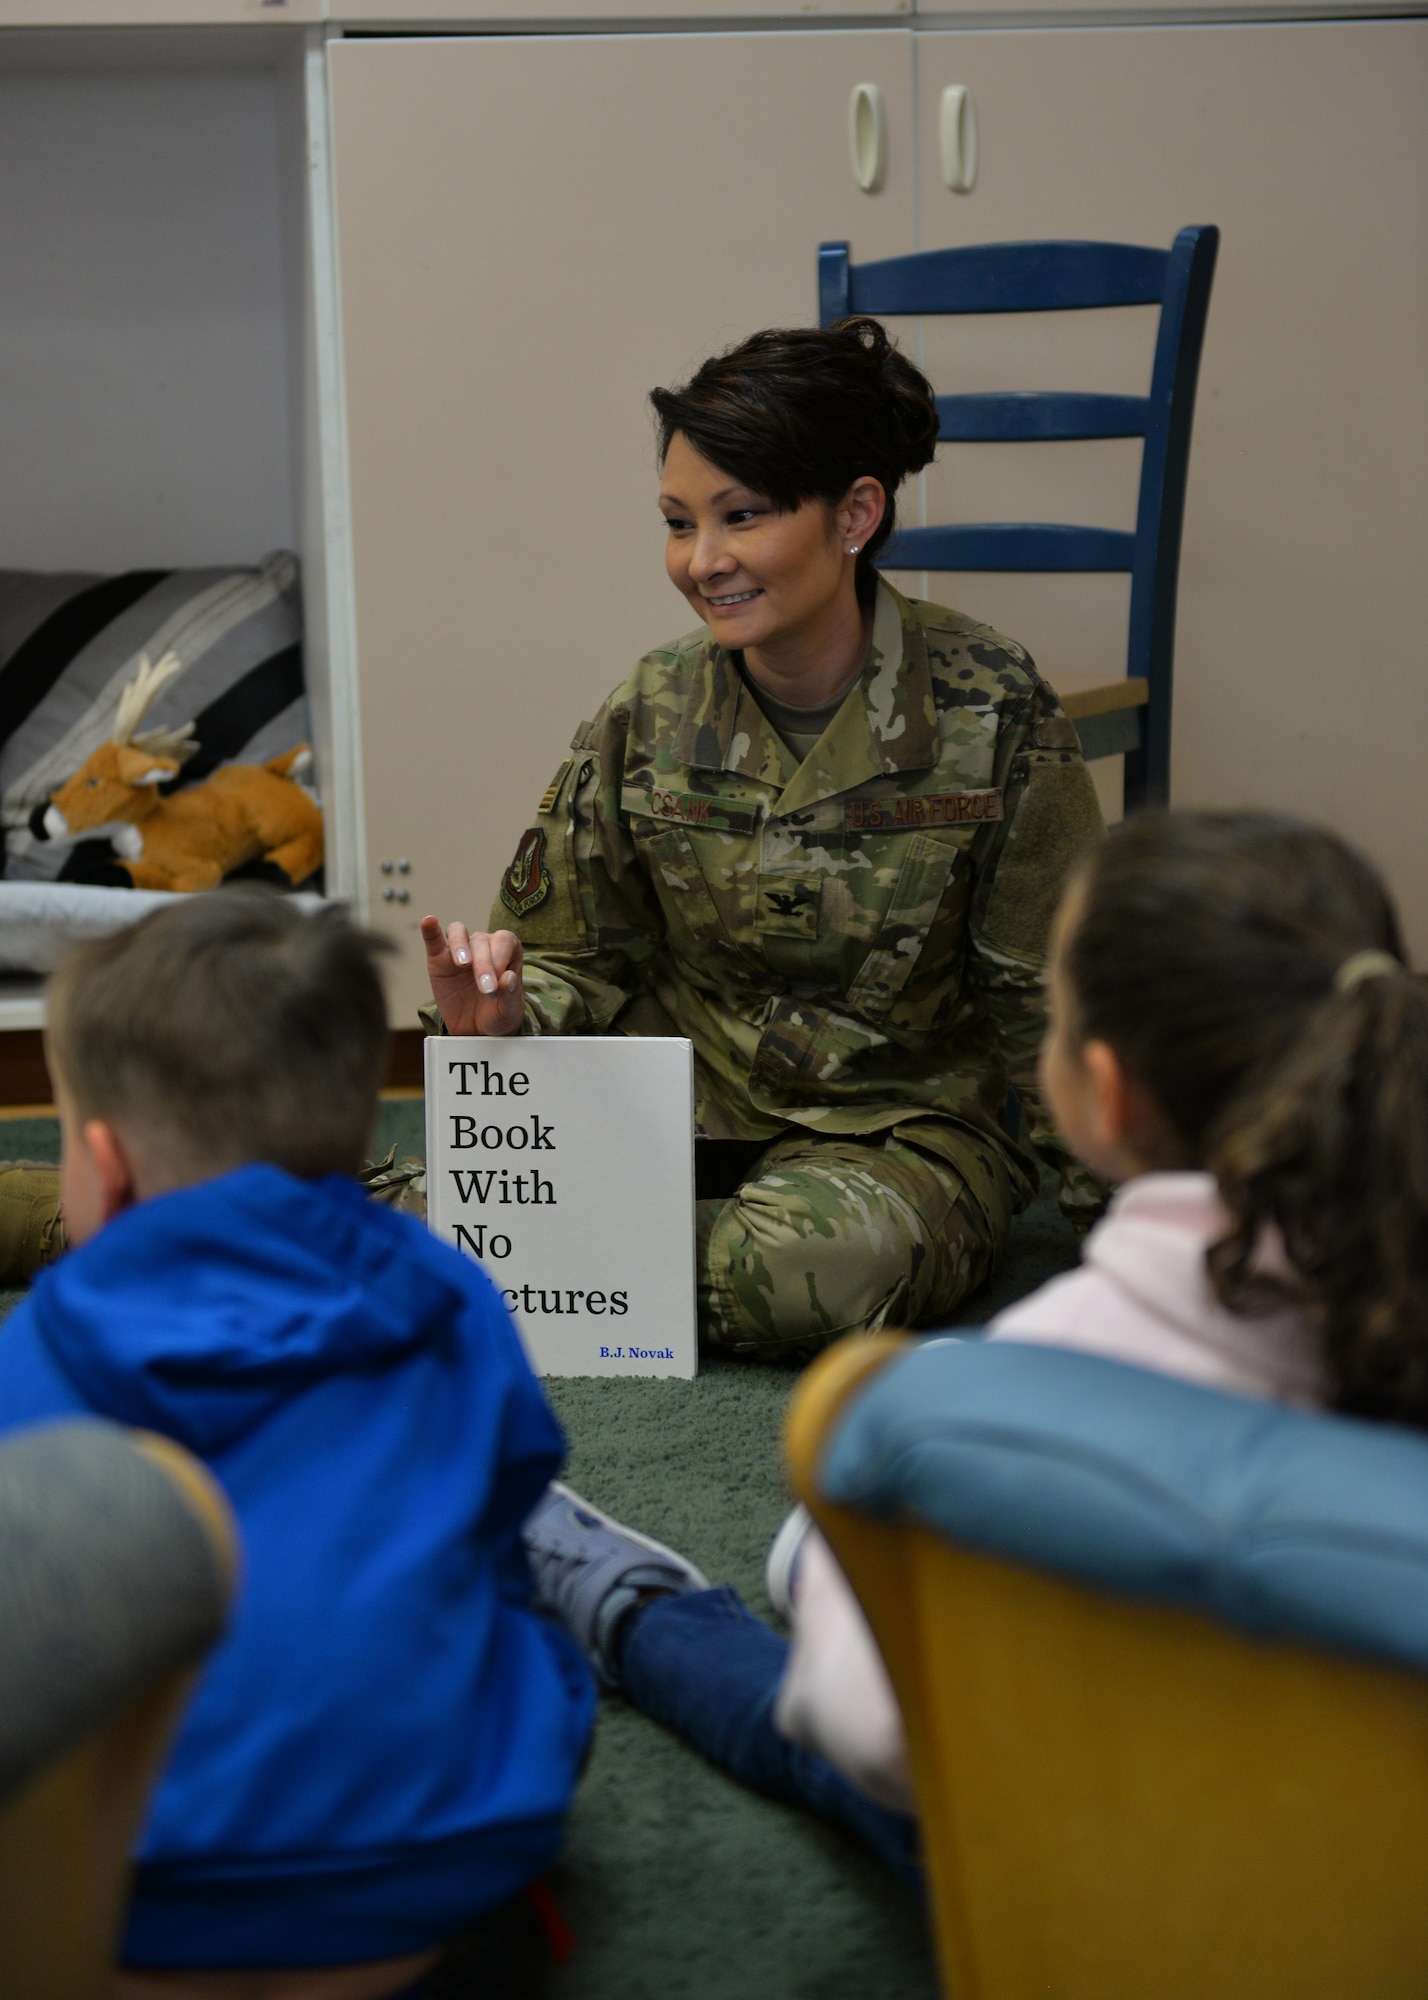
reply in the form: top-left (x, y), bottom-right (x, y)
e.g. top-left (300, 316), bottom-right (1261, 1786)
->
top-left (1062, 810), bottom-right (1428, 1428)
top-left (649, 319), bottom-right (940, 587)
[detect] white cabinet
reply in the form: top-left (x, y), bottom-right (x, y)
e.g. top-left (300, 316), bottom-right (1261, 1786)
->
top-left (327, 30), bottom-right (916, 1016)
top-left (903, 21), bottom-right (1428, 951)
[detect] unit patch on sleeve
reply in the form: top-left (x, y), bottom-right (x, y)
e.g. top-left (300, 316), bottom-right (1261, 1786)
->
top-left (845, 789), bottom-right (1003, 833)
top-left (500, 827), bottom-right (552, 916)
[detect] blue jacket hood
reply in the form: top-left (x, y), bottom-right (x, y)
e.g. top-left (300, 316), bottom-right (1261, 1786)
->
top-left (30, 1166), bottom-right (467, 1454)
top-left (0, 1165), bottom-right (595, 1965)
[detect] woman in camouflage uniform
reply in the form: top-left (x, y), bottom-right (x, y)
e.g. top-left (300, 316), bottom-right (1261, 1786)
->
top-left (424, 320), bottom-right (1104, 1362)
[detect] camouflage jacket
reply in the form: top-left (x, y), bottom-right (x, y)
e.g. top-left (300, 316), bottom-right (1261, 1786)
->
top-left (487, 581), bottom-right (1105, 1226)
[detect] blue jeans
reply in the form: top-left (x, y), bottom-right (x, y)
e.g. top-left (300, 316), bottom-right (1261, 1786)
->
top-left (617, 1586), bottom-right (922, 1888)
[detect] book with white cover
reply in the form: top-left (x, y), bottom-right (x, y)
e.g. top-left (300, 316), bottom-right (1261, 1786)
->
top-left (425, 1035), bottom-right (696, 1377)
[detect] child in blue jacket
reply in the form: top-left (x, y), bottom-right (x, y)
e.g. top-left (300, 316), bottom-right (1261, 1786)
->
top-left (0, 889), bottom-right (595, 1992)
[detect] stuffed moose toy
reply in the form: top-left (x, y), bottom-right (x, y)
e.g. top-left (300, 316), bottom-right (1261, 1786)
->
top-left (38, 651), bottom-right (323, 893)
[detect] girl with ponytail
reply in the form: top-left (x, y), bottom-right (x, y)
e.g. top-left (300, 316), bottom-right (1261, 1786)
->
top-left (771, 808), bottom-right (1428, 1832)
top-left (1016, 807), bottom-right (1428, 1423)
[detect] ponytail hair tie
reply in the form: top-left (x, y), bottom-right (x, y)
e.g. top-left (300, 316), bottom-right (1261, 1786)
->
top-left (1335, 948), bottom-right (1401, 993)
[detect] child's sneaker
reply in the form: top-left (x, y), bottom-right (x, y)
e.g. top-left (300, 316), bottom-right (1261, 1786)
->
top-left (522, 1483), bottom-right (709, 1689)
top-left (764, 1503), bottom-right (814, 1620)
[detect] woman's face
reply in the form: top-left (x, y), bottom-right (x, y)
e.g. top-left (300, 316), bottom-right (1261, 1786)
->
top-left (658, 433), bottom-right (863, 661)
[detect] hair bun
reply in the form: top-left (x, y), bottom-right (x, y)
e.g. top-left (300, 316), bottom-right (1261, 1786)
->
top-left (833, 317), bottom-right (940, 482)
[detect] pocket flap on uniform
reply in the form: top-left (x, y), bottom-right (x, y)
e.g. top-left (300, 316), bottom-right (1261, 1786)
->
top-left (640, 823), bottom-right (742, 960)
top-left (844, 835), bottom-right (962, 1023)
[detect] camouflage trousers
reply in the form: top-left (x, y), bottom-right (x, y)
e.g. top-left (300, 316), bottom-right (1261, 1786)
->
top-left (362, 1130), bottom-right (1016, 1364)
top-left (696, 1128), bottom-right (1017, 1364)
top-left (0, 1139), bottom-right (1011, 1367)
top-left (0, 1153), bottom-right (427, 1293)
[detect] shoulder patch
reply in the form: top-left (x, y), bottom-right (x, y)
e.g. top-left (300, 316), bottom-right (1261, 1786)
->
top-left (500, 828), bottom-right (552, 916)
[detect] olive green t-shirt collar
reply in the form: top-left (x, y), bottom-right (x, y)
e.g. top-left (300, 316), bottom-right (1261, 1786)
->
top-left (670, 579), bottom-right (939, 809)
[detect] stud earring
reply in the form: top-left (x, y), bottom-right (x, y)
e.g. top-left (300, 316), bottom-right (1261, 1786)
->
top-left (848, 545), bottom-right (861, 555)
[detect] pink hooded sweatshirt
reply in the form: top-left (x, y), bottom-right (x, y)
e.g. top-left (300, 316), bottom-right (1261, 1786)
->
top-left (774, 1172), bottom-right (1327, 1812)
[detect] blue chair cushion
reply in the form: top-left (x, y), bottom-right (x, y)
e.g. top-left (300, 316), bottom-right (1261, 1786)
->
top-left (820, 1338), bottom-right (1428, 1675)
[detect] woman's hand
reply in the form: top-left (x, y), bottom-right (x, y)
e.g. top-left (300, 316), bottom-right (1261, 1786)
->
top-left (420, 916), bottom-right (526, 1037)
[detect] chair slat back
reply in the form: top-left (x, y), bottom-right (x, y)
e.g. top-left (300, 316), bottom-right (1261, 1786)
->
top-left (883, 524), bottom-right (1137, 574)
top-left (819, 239), bottom-right (1170, 320)
top-left (934, 391), bottom-right (1151, 443)
top-left (819, 228), bottom-right (1219, 808)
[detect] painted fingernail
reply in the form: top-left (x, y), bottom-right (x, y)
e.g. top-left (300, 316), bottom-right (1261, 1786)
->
top-left (478, 973), bottom-right (497, 993)
top-left (453, 948), bottom-right (471, 966)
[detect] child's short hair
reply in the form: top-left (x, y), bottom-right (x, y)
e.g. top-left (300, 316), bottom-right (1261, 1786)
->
top-left (47, 888), bottom-right (393, 1182)
top-left (1063, 810), bottom-right (1428, 1425)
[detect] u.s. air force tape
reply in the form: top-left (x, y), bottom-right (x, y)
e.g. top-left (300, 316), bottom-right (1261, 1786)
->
top-left (846, 789), bottom-right (1002, 831)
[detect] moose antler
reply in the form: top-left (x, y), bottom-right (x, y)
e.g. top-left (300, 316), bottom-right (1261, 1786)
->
top-left (112, 651), bottom-right (186, 746)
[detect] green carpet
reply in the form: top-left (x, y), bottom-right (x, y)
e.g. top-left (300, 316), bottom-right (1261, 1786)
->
top-left (0, 1101), bottom-right (1080, 1997)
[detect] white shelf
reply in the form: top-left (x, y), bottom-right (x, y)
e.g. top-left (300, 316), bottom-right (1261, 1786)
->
top-left (0, 980), bottom-right (46, 1031)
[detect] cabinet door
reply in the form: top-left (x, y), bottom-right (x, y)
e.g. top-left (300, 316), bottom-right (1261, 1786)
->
top-left (907, 22), bottom-right (1428, 947)
top-left (328, 31), bottom-right (914, 1015)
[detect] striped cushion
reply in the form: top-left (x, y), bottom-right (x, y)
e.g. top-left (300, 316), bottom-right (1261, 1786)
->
top-left (0, 552), bottom-right (312, 886)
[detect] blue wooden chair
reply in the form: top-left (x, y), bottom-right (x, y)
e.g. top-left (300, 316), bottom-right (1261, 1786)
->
top-left (819, 229), bottom-right (1219, 809)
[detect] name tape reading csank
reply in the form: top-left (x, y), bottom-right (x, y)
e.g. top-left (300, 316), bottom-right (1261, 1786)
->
top-left (632, 786), bottom-right (1004, 835)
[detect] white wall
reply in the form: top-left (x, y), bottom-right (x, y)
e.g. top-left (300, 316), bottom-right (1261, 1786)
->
top-left (0, 65), bottom-right (295, 571)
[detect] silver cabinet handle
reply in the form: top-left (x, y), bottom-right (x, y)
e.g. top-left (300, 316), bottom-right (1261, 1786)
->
top-left (849, 83), bottom-right (888, 195)
top-left (940, 85), bottom-right (978, 194)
